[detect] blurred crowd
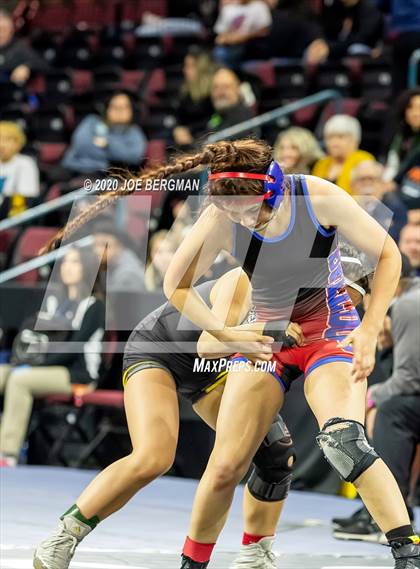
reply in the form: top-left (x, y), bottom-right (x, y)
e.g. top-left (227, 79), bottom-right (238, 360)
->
top-left (0, 1), bottom-right (419, 515)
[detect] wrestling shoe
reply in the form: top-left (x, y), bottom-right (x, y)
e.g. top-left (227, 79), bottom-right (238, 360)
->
top-left (230, 537), bottom-right (276, 569)
top-left (391, 537), bottom-right (420, 568)
top-left (180, 555), bottom-right (209, 568)
top-left (332, 505), bottom-right (369, 529)
top-left (333, 510), bottom-right (386, 544)
top-left (33, 516), bottom-right (92, 569)
top-left (333, 505), bottom-right (415, 530)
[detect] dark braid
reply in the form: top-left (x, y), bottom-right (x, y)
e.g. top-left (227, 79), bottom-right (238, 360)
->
top-left (40, 139), bottom-right (271, 255)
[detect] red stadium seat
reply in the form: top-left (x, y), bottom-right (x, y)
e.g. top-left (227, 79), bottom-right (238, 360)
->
top-left (0, 228), bottom-right (18, 269)
top-left (36, 142), bottom-right (67, 164)
top-left (136, 0), bottom-right (168, 18)
top-left (71, 70), bottom-right (93, 94)
top-left (74, 389), bottom-right (124, 408)
top-left (242, 61), bottom-right (276, 89)
top-left (121, 69), bottom-right (145, 91)
top-left (12, 227), bottom-right (59, 282)
top-left (44, 184), bottom-right (61, 202)
top-left (31, 4), bottom-right (72, 31)
top-left (145, 139), bottom-right (166, 166)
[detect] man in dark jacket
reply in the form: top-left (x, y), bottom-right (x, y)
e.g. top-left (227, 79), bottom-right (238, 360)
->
top-left (173, 67), bottom-right (258, 148)
top-left (0, 9), bottom-right (48, 85)
top-left (306, 0), bottom-right (384, 64)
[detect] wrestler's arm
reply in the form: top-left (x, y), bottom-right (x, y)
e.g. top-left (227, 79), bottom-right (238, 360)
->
top-left (164, 204), bottom-right (234, 334)
top-left (164, 205), bottom-right (274, 352)
top-left (197, 267), bottom-right (253, 358)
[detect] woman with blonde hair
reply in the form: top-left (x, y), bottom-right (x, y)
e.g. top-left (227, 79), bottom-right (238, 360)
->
top-left (173, 49), bottom-right (216, 147)
top-left (273, 127), bottom-right (324, 174)
top-left (0, 121), bottom-right (40, 217)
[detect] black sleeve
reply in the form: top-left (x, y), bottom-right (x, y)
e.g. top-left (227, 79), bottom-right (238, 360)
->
top-left (44, 300), bottom-right (105, 367)
top-left (7, 41), bottom-right (50, 73)
top-left (328, 0), bottom-right (384, 58)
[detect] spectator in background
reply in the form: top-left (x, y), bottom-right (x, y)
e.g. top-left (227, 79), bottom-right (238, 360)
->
top-left (61, 91), bottom-right (147, 176)
top-left (0, 121), bottom-right (39, 218)
top-left (174, 68), bottom-right (256, 149)
top-left (0, 9), bottom-right (48, 84)
top-left (92, 221), bottom-right (146, 292)
top-left (408, 209), bottom-right (420, 225)
top-left (273, 126), bottom-right (324, 174)
top-left (0, 246), bottom-right (105, 467)
top-left (264, 0), bottom-right (320, 60)
top-left (312, 114), bottom-right (374, 194)
top-left (207, 67), bottom-right (256, 134)
top-left (378, 0), bottom-right (420, 95)
top-left (399, 223), bottom-right (420, 276)
top-left (351, 160), bottom-right (407, 242)
top-left (144, 230), bottom-right (178, 291)
top-left (213, 0), bottom-right (272, 68)
top-left (384, 89), bottom-right (420, 185)
top-left (173, 50), bottom-right (216, 148)
top-left (305, 0), bottom-right (383, 65)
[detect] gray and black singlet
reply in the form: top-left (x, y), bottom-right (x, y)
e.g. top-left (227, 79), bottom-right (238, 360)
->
top-left (123, 280), bottom-right (232, 402)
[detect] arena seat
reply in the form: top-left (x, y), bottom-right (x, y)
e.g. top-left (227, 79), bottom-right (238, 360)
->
top-left (93, 67), bottom-right (122, 91)
top-left (121, 69), bottom-right (145, 91)
top-left (12, 227), bottom-right (59, 282)
top-left (360, 59), bottom-right (392, 101)
top-left (70, 70), bottom-right (93, 94)
top-left (30, 109), bottom-right (69, 143)
top-left (0, 84), bottom-right (27, 108)
top-left (134, 37), bottom-right (164, 70)
top-left (97, 44), bottom-right (127, 68)
top-left (43, 184), bottom-right (61, 202)
top-left (36, 142), bottom-right (67, 164)
top-left (242, 60), bottom-right (276, 89)
top-left (44, 71), bottom-right (73, 103)
top-left (31, 3), bottom-right (72, 31)
top-left (0, 228), bottom-right (18, 270)
top-left (0, 106), bottom-right (30, 134)
top-left (42, 387), bottom-right (127, 468)
top-left (314, 62), bottom-right (357, 97)
top-left (145, 139), bottom-right (167, 167)
top-left (274, 63), bottom-right (308, 100)
top-left (136, 0), bottom-right (168, 19)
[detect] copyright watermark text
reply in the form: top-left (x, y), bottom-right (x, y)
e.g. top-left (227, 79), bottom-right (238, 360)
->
top-left (84, 177), bottom-right (200, 193)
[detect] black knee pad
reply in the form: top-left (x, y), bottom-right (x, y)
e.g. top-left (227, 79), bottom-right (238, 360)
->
top-left (247, 415), bottom-right (295, 502)
top-left (316, 417), bottom-right (379, 483)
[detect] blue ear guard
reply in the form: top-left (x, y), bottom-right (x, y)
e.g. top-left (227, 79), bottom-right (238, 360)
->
top-left (264, 161), bottom-right (285, 209)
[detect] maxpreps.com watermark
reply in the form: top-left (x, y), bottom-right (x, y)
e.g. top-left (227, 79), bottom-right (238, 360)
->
top-left (84, 177), bottom-right (200, 192)
top-left (193, 358), bottom-right (276, 374)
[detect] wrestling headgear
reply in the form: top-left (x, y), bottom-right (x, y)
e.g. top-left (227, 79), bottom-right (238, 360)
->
top-left (208, 160), bottom-right (285, 208)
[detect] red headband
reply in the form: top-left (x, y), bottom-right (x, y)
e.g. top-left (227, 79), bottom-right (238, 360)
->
top-left (208, 171), bottom-right (274, 182)
top-left (208, 171), bottom-right (274, 202)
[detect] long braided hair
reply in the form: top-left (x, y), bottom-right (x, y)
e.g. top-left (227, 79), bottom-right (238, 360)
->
top-left (41, 138), bottom-right (275, 255)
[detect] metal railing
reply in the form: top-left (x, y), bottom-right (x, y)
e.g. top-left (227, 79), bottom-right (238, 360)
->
top-left (0, 89), bottom-right (341, 233)
top-left (408, 48), bottom-right (420, 89)
top-left (0, 188), bottom-right (84, 231)
top-left (0, 89), bottom-right (341, 281)
top-left (0, 236), bottom-right (93, 284)
top-left (208, 89), bottom-right (342, 142)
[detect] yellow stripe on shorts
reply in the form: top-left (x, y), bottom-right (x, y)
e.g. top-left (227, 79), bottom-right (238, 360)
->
top-left (203, 370), bottom-right (228, 394)
top-left (122, 360), bottom-right (168, 387)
